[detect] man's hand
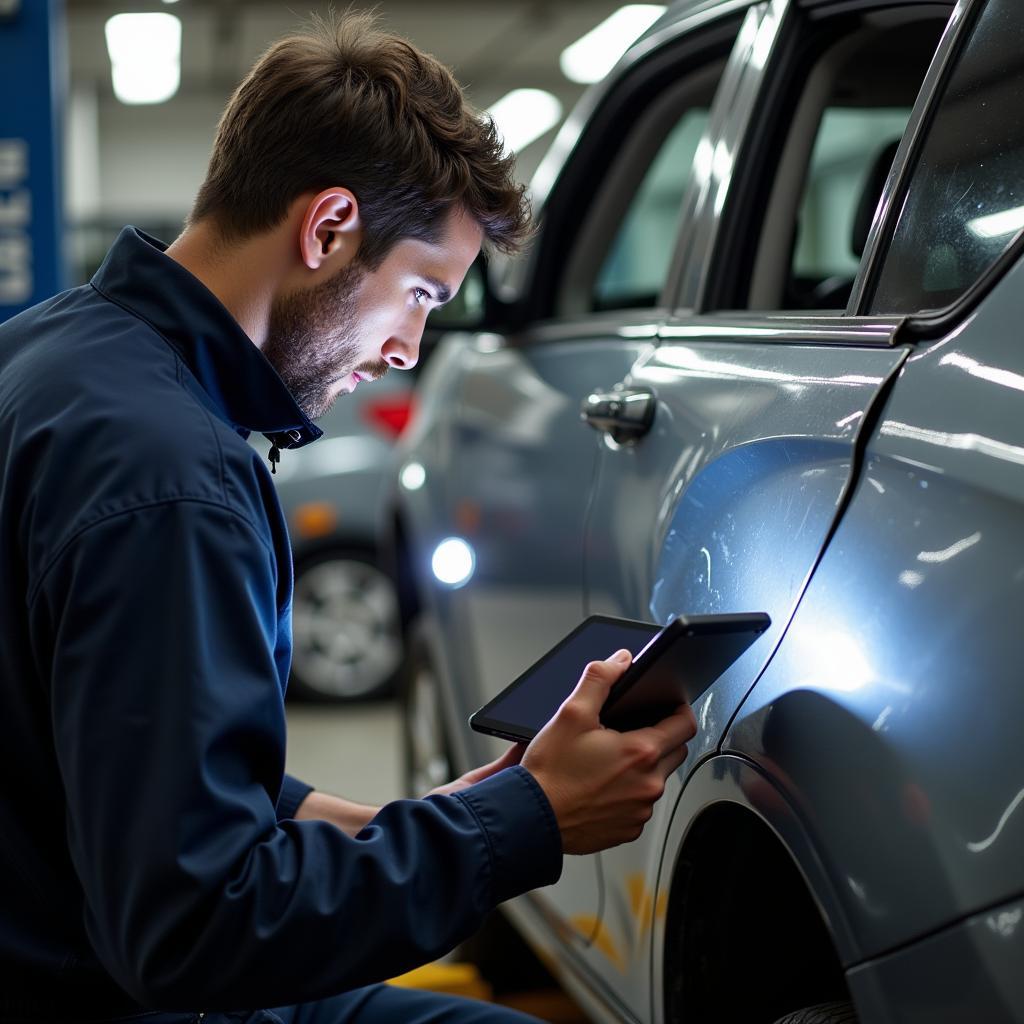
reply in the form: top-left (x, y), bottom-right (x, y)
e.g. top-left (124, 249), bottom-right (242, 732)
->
top-left (521, 649), bottom-right (697, 855)
top-left (425, 743), bottom-right (525, 799)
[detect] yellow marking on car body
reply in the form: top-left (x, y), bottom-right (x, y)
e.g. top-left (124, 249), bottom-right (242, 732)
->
top-left (571, 914), bottom-right (626, 971)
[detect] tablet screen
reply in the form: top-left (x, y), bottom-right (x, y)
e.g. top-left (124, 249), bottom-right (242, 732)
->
top-left (474, 617), bottom-right (660, 739)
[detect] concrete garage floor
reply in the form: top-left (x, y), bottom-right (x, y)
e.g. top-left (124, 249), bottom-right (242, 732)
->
top-left (284, 700), bottom-right (589, 1022)
top-left (285, 699), bottom-right (403, 806)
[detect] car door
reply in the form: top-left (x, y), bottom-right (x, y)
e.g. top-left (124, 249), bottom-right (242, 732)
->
top-left (723, 0), bottom-right (1024, 1001)
top-left (577, 0), bottom-right (957, 1012)
top-left (426, 5), bottom-right (748, 964)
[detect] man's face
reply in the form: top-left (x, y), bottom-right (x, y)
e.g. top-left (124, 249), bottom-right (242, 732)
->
top-left (263, 206), bottom-right (483, 421)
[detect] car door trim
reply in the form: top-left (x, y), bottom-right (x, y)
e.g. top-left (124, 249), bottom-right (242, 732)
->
top-left (507, 314), bottom-right (663, 349)
top-left (899, 229), bottom-right (1024, 342)
top-left (659, 313), bottom-right (904, 346)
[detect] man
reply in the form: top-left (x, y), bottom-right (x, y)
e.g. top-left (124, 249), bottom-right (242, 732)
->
top-left (0, 13), bottom-right (697, 1024)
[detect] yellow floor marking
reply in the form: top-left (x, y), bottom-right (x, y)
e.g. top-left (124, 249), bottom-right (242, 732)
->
top-left (390, 962), bottom-right (589, 1019)
top-left (389, 962), bottom-right (492, 1001)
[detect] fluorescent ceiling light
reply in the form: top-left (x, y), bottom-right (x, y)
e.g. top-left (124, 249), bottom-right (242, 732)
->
top-left (560, 5), bottom-right (666, 84)
top-left (968, 205), bottom-right (1024, 240)
top-left (487, 89), bottom-right (563, 154)
top-left (105, 13), bottom-right (181, 105)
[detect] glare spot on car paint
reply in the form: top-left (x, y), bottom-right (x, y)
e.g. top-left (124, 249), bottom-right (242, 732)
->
top-left (986, 907), bottom-right (1022, 939)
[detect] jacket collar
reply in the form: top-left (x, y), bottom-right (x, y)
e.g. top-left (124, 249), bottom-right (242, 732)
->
top-left (91, 226), bottom-right (322, 451)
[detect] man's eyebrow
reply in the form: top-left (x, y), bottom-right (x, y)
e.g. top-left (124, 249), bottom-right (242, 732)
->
top-left (424, 276), bottom-right (452, 305)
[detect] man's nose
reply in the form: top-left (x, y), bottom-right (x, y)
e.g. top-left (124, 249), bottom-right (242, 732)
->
top-left (381, 326), bottom-right (422, 370)
top-left (383, 345), bottom-right (418, 370)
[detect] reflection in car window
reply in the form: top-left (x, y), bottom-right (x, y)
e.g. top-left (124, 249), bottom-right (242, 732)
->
top-left (869, 0), bottom-right (1024, 314)
top-left (593, 110), bottom-right (708, 311)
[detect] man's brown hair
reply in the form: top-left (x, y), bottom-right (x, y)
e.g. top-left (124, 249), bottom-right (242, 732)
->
top-left (191, 11), bottom-right (531, 265)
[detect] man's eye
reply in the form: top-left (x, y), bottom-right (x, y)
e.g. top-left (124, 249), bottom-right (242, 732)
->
top-left (413, 287), bottom-right (432, 305)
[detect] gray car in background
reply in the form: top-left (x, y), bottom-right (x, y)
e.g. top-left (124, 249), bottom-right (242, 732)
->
top-left (388, 0), bottom-right (1024, 1020)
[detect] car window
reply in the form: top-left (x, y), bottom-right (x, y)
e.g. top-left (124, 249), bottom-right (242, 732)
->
top-left (725, 9), bottom-right (948, 312)
top-left (592, 109), bottom-right (709, 312)
top-left (867, 0), bottom-right (1024, 314)
top-left (557, 57), bottom-right (726, 317)
top-left (790, 107), bottom-right (912, 308)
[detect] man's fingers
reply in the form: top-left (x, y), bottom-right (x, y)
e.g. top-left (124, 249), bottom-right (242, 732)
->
top-left (461, 742), bottom-right (525, 785)
top-left (492, 742), bottom-right (527, 772)
top-left (634, 704), bottom-right (698, 758)
top-left (562, 649), bottom-right (632, 718)
top-left (657, 743), bottom-right (689, 780)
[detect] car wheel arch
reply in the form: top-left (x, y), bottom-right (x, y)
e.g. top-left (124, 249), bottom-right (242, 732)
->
top-left (654, 755), bottom-right (857, 1024)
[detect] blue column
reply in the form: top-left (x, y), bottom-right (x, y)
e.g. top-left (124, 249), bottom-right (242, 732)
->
top-left (0, 0), bottom-right (67, 321)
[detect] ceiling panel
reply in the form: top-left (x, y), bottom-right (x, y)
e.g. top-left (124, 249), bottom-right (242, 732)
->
top-left (66, 0), bottom-right (625, 103)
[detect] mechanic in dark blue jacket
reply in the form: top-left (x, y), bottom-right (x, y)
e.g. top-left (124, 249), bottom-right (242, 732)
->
top-left (0, 13), bottom-right (696, 1024)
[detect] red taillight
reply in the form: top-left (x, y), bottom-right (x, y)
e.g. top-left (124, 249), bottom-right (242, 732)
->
top-left (362, 395), bottom-right (415, 439)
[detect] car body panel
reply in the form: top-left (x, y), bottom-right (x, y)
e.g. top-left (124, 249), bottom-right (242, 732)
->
top-left (582, 326), bottom-right (907, 1005)
top-left (725, 249), bottom-right (1024, 957)
top-left (847, 895), bottom-right (1024, 1024)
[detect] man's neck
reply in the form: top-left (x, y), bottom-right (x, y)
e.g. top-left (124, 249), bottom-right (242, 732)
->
top-left (165, 219), bottom-right (289, 350)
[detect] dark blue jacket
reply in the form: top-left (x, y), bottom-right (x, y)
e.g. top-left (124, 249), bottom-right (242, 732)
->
top-left (0, 228), bottom-right (561, 1018)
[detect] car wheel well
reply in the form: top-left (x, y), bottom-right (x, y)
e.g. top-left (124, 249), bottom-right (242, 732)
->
top-left (664, 803), bottom-right (850, 1023)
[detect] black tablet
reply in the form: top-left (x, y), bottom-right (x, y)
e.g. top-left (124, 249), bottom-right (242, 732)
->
top-left (469, 616), bottom-right (661, 742)
top-left (599, 611), bottom-right (770, 730)
top-left (469, 612), bottom-right (770, 742)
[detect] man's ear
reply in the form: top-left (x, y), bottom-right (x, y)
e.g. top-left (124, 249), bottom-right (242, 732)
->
top-left (298, 187), bottom-right (363, 271)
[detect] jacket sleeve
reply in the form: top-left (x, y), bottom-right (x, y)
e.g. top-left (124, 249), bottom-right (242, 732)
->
top-left (30, 499), bottom-right (562, 1011)
top-left (276, 774), bottom-right (313, 820)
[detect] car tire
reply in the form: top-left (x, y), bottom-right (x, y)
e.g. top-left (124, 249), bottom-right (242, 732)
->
top-left (288, 546), bottom-right (404, 702)
top-left (772, 1002), bottom-right (859, 1024)
top-left (400, 619), bottom-right (454, 797)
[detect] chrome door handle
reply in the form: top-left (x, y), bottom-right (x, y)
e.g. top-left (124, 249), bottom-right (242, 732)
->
top-left (581, 386), bottom-right (656, 444)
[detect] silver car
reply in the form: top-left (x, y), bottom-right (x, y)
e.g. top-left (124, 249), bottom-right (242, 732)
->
top-left (388, 0), bottom-right (1024, 1020)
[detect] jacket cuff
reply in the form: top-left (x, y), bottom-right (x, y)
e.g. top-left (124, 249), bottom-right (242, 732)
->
top-left (277, 773), bottom-right (314, 820)
top-left (455, 765), bottom-right (563, 905)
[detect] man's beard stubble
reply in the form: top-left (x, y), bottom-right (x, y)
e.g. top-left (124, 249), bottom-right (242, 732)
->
top-left (262, 260), bottom-right (387, 421)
